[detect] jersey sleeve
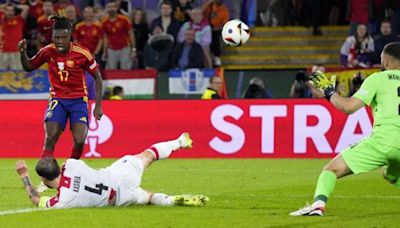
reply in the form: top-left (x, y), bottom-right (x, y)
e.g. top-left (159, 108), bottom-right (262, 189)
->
top-left (30, 47), bottom-right (49, 69)
top-left (352, 73), bottom-right (380, 105)
top-left (83, 52), bottom-right (99, 75)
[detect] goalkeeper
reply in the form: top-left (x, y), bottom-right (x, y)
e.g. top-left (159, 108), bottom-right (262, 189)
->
top-left (291, 42), bottom-right (400, 216)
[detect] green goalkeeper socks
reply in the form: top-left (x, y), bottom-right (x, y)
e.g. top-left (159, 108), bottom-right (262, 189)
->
top-left (313, 170), bottom-right (337, 203)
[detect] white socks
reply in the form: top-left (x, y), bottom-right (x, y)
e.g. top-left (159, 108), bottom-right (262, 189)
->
top-left (148, 140), bottom-right (180, 160)
top-left (149, 193), bottom-right (174, 206)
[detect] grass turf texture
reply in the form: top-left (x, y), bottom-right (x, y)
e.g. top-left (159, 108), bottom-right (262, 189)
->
top-left (0, 159), bottom-right (399, 227)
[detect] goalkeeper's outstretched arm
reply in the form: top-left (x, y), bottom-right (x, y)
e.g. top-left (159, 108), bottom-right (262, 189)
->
top-left (309, 71), bottom-right (365, 114)
top-left (330, 94), bottom-right (365, 115)
top-left (16, 160), bottom-right (41, 207)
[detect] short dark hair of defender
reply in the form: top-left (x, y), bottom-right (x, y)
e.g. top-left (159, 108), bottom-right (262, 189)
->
top-left (50, 13), bottom-right (73, 31)
top-left (35, 157), bottom-right (60, 181)
top-left (383, 42), bottom-right (400, 60)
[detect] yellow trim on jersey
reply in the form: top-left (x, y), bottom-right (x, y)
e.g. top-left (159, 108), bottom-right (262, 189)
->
top-left (72, 45), bottom-right (93, 61)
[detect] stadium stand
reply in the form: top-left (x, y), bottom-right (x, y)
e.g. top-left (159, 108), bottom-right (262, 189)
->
top-left (222, 25), bottom-right (349, 70)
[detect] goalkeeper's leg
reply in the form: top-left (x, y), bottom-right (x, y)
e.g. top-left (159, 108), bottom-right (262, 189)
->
top-left (382, 150), bottom-right (400, 188)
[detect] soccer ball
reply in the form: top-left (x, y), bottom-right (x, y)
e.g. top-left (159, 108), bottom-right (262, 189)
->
top-left (221, 19), bottom-right (250, 47)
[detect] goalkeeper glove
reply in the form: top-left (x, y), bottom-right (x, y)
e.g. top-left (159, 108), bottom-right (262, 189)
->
top-left (310, 71), bottom-right (336, 100)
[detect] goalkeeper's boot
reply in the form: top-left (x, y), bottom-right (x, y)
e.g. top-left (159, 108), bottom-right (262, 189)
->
top-left (37, 181), bottom-right (49, 193)
top-left (289, 202), bottom-right (325, 216)
top-left (177, 132), bottom-right (193, 149)
top-left (173, 195), bottom-right (209, 206)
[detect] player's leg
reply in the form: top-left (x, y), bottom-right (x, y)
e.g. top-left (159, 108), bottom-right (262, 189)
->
top-left (142, 132), bottom-right (193, 166)
top-left (42, 98), bottom-right (68, 158)
top-left (42, 122), bottom-right (63, 157)
top-left (290, 136), bottom-right (387, 216)
top-left (69, 98), bottom-right (89, 159)
top-left (129, 188), bottom-right (209, 207)
top-left (382, 148), bottom-right (400, 188)
top-left (70, 123), bottom-right (88, 159)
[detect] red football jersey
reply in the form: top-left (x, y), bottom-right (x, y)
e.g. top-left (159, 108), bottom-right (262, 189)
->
top-left (30, 43), bottom-right (99, 99)
top-left (73, 21), bottom-right (104, 53)
top-left (102, 15), bottom-right (132, 50)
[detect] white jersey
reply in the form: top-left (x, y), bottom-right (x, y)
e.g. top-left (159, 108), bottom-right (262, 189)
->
top-left (45, 159), bottom-right (119, 208)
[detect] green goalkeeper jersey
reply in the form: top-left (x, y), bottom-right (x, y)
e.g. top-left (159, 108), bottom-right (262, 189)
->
top-left (353, 69), bottom-right (400, 148)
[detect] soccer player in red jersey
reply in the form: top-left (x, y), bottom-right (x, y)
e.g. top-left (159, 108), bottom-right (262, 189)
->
top-left (18, 14), bottom-right (103, 165)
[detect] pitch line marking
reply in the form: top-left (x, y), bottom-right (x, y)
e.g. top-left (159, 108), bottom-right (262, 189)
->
top-left (0, 208), bottom-right (52, 216)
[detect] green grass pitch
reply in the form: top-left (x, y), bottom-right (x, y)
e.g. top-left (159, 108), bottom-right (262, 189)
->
top-left (0, 159), bottom-right (399, 227)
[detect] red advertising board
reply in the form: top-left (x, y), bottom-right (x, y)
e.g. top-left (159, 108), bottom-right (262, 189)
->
top-left (0, 100), bottom-right (373, 158)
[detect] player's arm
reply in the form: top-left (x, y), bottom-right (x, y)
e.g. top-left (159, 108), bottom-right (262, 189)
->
top-left (102, 35), bottom-right (108, 60)
top-left (92, 68), bottom-right (103, 120)
top-left (330, 94), bottom-right (365, 114)
top-left (18, 39), bottom-right (35, 71)
top-left (128, 29), bottom-right (136, 58)
top-left (16, 160), bottom-right (41, 207)
top-left (310, 71), bottom-right (365, 114)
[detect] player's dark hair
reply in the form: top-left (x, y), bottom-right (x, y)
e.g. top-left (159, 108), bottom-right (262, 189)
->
top-left (383, 42), bottom-right (400, 61)
top-left (50, 13), bottom-right (72, 31)
top-left (35, 157), bottom-right (61, 181)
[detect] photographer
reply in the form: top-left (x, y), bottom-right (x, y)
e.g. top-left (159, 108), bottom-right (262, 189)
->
top-left (349, 72), bottom-right (364, 96)
top-left (290, 71), bottom-right (313, 98)
top-left (242, 77), bottom-right (273, 98)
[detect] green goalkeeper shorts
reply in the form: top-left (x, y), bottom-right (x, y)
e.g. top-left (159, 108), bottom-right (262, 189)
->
top-left (341, 134), bottom-right (400, 174)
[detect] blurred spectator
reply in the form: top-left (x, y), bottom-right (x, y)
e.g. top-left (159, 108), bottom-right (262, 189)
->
top-left (110, 86), bottom-right (124, 100)
top-left (151, 1), bottom-right (181, 41)
top-left (0, 3), bottom-right (28, 70)
top-left (290, 71), bottom-right (312, 98)
top-left (102, 1), bottom-right (136, 70)
top-left (370, 20), bottom-right (400, 65)
top-left (202, 0), bottom-right (229, 66)
top-left (242, 77), bottom-right (273, 98)
top-left (116, 0), bottom-right (132, 17)
top-left (201, 76), bottom-right (222, 99)
top-left (144, 25), bottom-right (175, 71)
top-left (311, 64), bottom-right (326, 73)
top-left (301, 0), bottom-right (323, 35)
top-left (132, 8), bottom-right (150, 69)
top-left (73, 6), bottom-right (103, 62)
top-left (340, 24), bottom-right (374, 68)
top-left (172, 0), bottom-right (192, 23)
top-left (177, 8), bottom-right (212, 67)
top-left (171, 29), bottom-right (205, 69)
top-left (65, 4), bottom-right (81, 26)
top-left (21, 0), bottom-right (43, 57)
top-left (54, 0), bottom-right (79, 15)
top-left (258, 0), bottom-right (281, 26)
top-left (345, 0), bottom-right (373, 35)
top-left (94, 5), bottom-right (107, 21)
top-left (283, 0), bottom-right (302, 26)
top-left (36, 0), bottom-right (54, 48)
top-left (27, 0), bottom-right (44, 19)
top-left (349, 72), bottom-right (364, 96)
